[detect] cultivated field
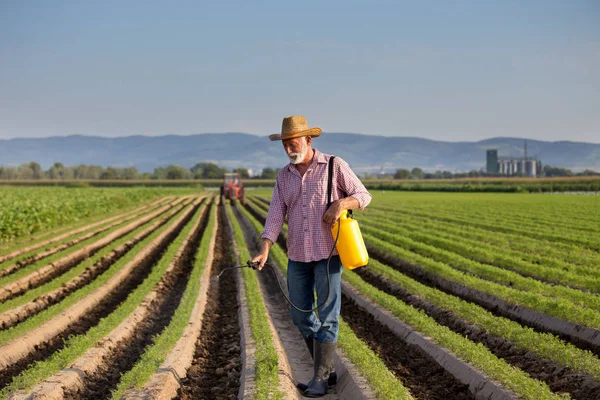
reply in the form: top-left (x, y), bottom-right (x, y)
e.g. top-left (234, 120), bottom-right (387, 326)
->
top-left (0, 188), bottom-right (599, 399)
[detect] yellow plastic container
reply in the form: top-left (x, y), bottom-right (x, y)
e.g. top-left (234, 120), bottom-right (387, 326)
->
top-left (331, 210), bottom-right (369, 270)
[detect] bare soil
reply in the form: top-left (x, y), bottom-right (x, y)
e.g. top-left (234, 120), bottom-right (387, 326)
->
top-left (177, 205), bottom-right (241, 400)
top-left (0, 205), bottom-right (195, 391)
top-left (64, 203), bottom-right (208, 399)
top-left (367, 243), bottom-right (600, 357)
top-left (356, 267), bottom-right (600, 400)
top-left (341, 292), bottom-right (475, 400)
top-left (0, 208), bottom-right (177, 330)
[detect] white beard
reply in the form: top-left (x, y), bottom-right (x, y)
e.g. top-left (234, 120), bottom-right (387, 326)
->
top-left (288, 143), bottom-right (308, 164)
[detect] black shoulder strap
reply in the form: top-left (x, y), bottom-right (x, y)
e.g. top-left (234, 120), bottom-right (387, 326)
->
top-left (327, 156), bottom-right (335, 209)
top-left (327, 156), bottom-right (353, 216)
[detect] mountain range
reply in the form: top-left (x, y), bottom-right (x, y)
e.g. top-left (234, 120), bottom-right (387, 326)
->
top-left (1, 133), bottom-right (598, 175)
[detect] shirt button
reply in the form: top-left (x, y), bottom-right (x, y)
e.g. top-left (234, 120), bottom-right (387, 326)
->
top-left (304, 229), bottom-right (308, 232)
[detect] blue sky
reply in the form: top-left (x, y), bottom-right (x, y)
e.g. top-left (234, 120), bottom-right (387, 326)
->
top-left (1, 0), bottom-right (598, 142)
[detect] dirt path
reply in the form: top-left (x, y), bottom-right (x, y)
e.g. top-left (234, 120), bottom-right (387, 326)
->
top-left (176, 204), bottom-right (242, 400)
top-left (233, 204), bottom-right (376, 400)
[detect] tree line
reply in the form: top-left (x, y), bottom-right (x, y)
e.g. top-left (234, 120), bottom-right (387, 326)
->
top-left (0, 162), bottom-right (281, 180)
top-left (390, 166), bottom-right (599, 180)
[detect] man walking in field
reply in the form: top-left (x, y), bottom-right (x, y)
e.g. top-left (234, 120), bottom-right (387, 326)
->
top-left (252, 116), bottom-right (371, 397)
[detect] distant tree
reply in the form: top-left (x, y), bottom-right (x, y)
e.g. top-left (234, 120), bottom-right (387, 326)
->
top-left (191, 162), bottom-right (227, 179)
top-left (0, 166), bottom-right (18, 180)
top-left (121, 167), bottom-right (141, 180)
top-left (441, 170), bottom-right (453, 179)
top-left (394, 169), bottom-right (410, 180)
top-left (543, 165), bottom-right (573, 177)
top-left (47, 162), bottom-right (65, 180)
top-left (19, 162), bottom-right (44, 179)
top-left (233, 168), bottom-right (250, 178)
top-left (100, 167), bottom-right (119, 180)
top-left (166, 165), bottom-right (189, 180)
top-left (73, 165), bottom-right (103, 180)
top-left (260, 167), bottom-right (277, 179)
top-left (579, 169), bottom-right (599, 176)
top-left (410, 167), bottom-right (423, 179)
top-left (152, 167), bottom-right (167, 180)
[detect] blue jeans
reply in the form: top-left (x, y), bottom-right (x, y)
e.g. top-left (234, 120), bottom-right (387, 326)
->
top-left (287, 255), bottom-right (343, 343)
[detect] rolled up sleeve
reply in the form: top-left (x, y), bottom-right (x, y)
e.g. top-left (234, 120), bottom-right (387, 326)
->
top-left (337, 158), bottom-right (372, 211)
top-left (261, 178), bottom-right (287, 243)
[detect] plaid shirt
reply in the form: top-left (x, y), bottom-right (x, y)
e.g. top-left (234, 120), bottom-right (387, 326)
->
top-left (262, 149), bottom-right (372, 262)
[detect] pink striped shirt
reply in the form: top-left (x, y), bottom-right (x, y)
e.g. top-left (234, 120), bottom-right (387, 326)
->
top-left (262, 149), bottom-right (372, 262)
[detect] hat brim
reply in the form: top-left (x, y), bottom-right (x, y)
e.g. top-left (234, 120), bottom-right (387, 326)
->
top-left (269, 127), bottom-right (322, 141)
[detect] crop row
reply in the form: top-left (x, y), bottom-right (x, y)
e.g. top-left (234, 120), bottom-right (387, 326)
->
top-left (242, 196), bottom-right (583, 400)
top-left (0, 187), bottom-right (197, 243)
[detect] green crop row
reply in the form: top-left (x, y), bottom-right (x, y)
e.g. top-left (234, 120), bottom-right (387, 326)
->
top-left (109, 201), bottom-right (215, 399)
top-left (225, 204), bottom-right (283, 400)
top-left (342, 268), bottom-right (567, 400)
top-left (0, 201), bottom-right (202, 397)
top-left (363, 208), bottom-right (600, 268)
top-left (371, 204), bottom-right (599, 251)
top-left (361, 214), bottom-right (600, 291)
top-left (364, 232), bottom-right (600, 330)
top-left (0, 200), bottom-right (187, 288)
top-left (237, 203), bottom-right (415, 399)
top-left (0, 197), bottom-right (168, 270)
top-left (0, 187), bottom-right (196, 243)
top-left (0, 202), bottom-right (192, 347)
top-left (239, 200), bottom-right (568, 400)
top-left (0, 210), bottom-right (168, 315)
top-left (361, 225), bottom-right (600, 315)
top-left (366, 258), bottom-right (600, 380)
top-left (371, 191), bottom-right (600, 226)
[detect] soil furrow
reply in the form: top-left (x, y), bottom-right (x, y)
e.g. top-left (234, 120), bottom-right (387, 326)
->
top-left (242, 201), bottom-right (287, 253)
top-left (341, 293), bottom-right (475, 400)
top-left (355, 267), bottom-right (600, 400)
top-left (0, 202), bottom-right (198, 390)
top-left (0, 205), bottom-right (180, 330)
top-left (0, 202), bottom-right (164, 279)
top-left (67, 202), bottom-right (210, 399)
top-left (0, 198), bottom-right (188, 303)
top-left (0, 197), bottom-right (168, 265)
top-left (233, 204), bottom-right (375, 399)
top-left (177, 204), bottom-right (242, 400)
top-left (367, 244), bottom-right (600, 357)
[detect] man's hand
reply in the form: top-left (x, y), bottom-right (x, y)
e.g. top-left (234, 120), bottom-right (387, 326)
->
top-left (322, 199), bottom-right (344, 226)
top-left (251, 239), bottom-right (273, 270)
top-left (323, 197), bottom-right (360, 226)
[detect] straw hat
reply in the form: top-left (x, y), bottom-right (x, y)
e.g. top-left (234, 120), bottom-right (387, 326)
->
top-left (269, 116), bottom-right (322, 141)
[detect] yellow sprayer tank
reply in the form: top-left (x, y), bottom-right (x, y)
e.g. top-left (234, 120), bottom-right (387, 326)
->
top-left (331, 210), bottom-right (369, 270)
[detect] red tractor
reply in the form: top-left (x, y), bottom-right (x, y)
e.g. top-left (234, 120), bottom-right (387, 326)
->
top-left (220, 172), bottom-right (245, 205)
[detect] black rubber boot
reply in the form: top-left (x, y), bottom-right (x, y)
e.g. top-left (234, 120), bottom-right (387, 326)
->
top-left (296, 338), bottom-right (337, 391)
top-left (303, 341), bottom-right (336, 398)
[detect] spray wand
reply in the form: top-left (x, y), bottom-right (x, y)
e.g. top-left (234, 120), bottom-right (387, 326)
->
top-left (217, 220), bottom-right (341, 313)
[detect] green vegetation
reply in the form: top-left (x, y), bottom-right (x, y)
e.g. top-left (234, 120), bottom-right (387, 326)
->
top-left (0, 203), bottom-right (190, 346)
top-left (0, 202), bottom-right (201, 397)
top-left (343, 270), bottom-right (567, 400)
top-left (366, 258), bottom-right (600, 380)
top-left (225, 203), bottom-right (283, 400)
top-left (237, 204), bottom-right (415, 399)
top-left (0, 210), bottom-right (168, 314)
top-left (0, 187), bottom-right (197, 242)
top-left (109, 202), bottom-right (215, 398)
